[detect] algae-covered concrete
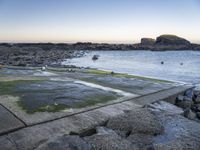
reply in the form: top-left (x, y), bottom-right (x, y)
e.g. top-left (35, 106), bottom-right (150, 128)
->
top-left (0, 67), bottom-right (139, 125)
top-left (0, 66), bottom-right (193, 150)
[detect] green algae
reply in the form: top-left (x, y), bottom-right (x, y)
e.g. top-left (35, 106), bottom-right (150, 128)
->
top-left (0, 80), bottom-right (120, 114)
top-left (74, 95), bottom-right (119, 108)
top-left (17, 100), bottom-right (68, 114)
top-left (0, 80), bottom-right (45, 95)
top-left (86, 69), bottom-right (172, 83)
top-left (16, 94), bottom-right (119, 114)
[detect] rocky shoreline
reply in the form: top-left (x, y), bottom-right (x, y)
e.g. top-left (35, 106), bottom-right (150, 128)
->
top-left (0, 46), bottom-right (85, 67)
top-left (0, 34), bottom-right (200, 67)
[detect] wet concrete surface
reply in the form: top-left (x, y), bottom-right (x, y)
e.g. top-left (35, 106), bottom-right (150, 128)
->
top-left (13, 80), bottom-right (121, 113)
top-left (0, 104), bottom-right (24, 135)
top-left (63, 72), bottom-right (174, 95)
top-left (0, 67), bottom-right (195, 150)
top-left (0, 67), bottom-right (185, 133)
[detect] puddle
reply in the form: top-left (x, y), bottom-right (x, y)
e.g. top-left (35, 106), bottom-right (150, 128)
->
top-left (74, 80), bottom-right (135, 97)
top-left (33, 71), bottom-right (56, 76)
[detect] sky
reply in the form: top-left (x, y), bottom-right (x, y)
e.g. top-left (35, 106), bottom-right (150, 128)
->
top-left (0, 0), bottom-right (200, 43)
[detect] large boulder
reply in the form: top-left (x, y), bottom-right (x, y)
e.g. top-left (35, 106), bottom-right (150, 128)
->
top-left (127, 134), bottom-right (154, 149)
top-left (106, 108), bottom-right (164, 136)
top-left (84, 127), bottom-right (135, 150)
top-left (175, 95), bottom-right (193, 109)
top-left (155, 35), bottom-right (190, 46)
top-left (36, 135), bottom-right (93, 150)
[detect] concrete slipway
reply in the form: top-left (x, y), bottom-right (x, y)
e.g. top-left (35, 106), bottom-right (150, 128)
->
top-left (0, 67), bottom-right (193, 149)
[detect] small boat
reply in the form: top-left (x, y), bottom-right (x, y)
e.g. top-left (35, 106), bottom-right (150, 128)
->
top-left (92, 55), bottom-right (99, 60)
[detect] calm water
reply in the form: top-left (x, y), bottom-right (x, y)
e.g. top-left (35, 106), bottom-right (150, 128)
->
top-left (62, 50), bottom-right (200, 88)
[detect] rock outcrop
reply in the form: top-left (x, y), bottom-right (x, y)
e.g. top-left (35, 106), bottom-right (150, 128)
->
top-left (155, 34), bottom-right (190, 46)
top-left (141, 38), bottom-right (155, 45)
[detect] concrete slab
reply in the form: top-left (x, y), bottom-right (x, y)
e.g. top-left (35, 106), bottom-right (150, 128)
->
top-left (133, 85), bottom-right (194, 105)
top-left (0, 104), bottom-right (25, 135)
top-left (0, 75), bottom-right (140, 125)
top-left (64, 72), bottom-right (174, 95)
top-left (0, 92), bottom-right (138, 125)
top-left (0, 101), bottom-right (141, 150)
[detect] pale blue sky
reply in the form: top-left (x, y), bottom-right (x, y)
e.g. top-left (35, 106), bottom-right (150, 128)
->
top-left (0, 0), bottom-right (200, 43)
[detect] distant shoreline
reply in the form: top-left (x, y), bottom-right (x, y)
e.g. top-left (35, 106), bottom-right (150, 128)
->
top-left (0, 34), bottom-right (200, 67)
top-left (1, 34), bottom-right (200, 51)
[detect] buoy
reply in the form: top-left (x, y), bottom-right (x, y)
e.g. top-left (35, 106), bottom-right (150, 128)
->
top-left (41, 66), bottom-right (46, 71)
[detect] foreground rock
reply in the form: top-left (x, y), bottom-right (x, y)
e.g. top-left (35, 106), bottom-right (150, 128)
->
top-left (106, 108), bottom-right (164, 136)
top-left (36, 136), bottom-right (93, 150)
top-left (175, 89), bottom-right (200, 122)
top-left (84, 127), bottom-right (135, 150)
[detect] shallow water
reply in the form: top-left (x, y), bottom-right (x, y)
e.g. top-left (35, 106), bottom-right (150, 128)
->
top-left (62, 50), bottom-right (200, 88)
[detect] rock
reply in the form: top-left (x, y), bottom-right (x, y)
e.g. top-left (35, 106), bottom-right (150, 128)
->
top-left (96, 126), bottom-right (118, 136)
top-left (155, 35), bottom-right (190, 46)
top-left (193, 90), bottom-right (200, 97)
top-left (176, 100), bottom-right (193, 109)
top-left (175, 95), bottom-right (193, 109)
top-left (196, 112), bottom-right (200, 119)
top-left (106, 108), bottom-right (164, 136)
top-left (36, 135), bottom-right (93, 150)
top-left (193, 90), bottom-right (200, 101)
top-left (141, 38), bottom-right (155, 45)
top-left (147, 101), bottom-right (184, 115)
top-left (176, 95), bottom-right (184, 101)
top-left (92, 55), bottom-right (99, 60)
top-left (152, 110), bottom-right (200, 150)
top-left (183, 108), bottom-right (197, 120)
top-left (184, 89), bottom-right (194, 100)
top-left (194, 95), bottom-right (200, 104)
top-left (191, 104), bottom-right (200, 112)
top-left (153, 137), bottom-right (200, 150)
top-left (127, 134), bottom-right (154, 150)
top-left (84, 131), bottom-right (135, 150)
